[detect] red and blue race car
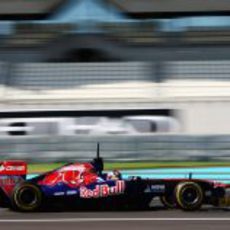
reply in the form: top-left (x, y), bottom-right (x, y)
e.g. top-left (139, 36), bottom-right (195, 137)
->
top-left (0, 150), bottom-right (230, 212)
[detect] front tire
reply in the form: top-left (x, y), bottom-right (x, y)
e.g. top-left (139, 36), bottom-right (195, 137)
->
top-left (11, 183), bottom-right (42, 212)
top-left (175, 182), bottom-right (203, 211)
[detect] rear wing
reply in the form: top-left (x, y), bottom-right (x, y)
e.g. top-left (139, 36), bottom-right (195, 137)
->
top-left (0, 161), bottom-right (27, 198)
top-left (0, 160), bottom-right (27, 178)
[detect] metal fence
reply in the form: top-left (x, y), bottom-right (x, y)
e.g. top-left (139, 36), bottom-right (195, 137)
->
top-left (10, 62), bottom-right (152, 90)
top-left (5, 60), bottom-right (230, 90)
top-left (0, 135), bottom-right (230, 162)
top-left (164, 61), bottom-right (230, 80)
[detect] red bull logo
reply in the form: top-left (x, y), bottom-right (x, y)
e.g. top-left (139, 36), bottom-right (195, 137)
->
top-left (80, 180), bottom-right (125, 198)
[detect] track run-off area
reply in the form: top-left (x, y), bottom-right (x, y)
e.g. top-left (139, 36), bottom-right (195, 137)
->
top-left (1, 206), bottom-right (230, 230)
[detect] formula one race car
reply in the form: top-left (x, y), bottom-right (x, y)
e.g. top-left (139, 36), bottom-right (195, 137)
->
top-left (0, 146), bottom-right (230, 212)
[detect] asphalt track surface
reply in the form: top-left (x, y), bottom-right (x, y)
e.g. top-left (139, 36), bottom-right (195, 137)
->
top-left (1, 204), bottom-right (230, 230)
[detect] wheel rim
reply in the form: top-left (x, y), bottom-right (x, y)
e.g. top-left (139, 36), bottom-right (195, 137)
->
top-left (181, 186), bottom-right (200, 206)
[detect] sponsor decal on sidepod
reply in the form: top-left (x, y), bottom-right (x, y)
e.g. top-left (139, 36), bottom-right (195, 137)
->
top-left (80, 180), bottom-right (125, 198)
top-left (0, 165), bottom-right (25, 172)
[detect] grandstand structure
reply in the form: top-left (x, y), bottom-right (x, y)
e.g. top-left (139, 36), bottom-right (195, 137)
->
top-left (0, 0), bottom-right (230, 135)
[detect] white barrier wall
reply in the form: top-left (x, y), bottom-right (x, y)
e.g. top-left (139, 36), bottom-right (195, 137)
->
top-left (183, 101), bottom-right (230, 134)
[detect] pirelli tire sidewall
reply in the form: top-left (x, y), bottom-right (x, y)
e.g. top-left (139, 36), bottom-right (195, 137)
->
top-left (11, 183), bottom-right (43, 212)
top-left (175, 182), bottom-right (203, 211)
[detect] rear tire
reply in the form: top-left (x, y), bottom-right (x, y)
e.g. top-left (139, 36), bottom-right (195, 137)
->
top-left (11, 183), bottom-right (42, 212)
top-left (0, 189), bottom-right (9, 207)
top-left (175, 182), bottom-right (203, 211)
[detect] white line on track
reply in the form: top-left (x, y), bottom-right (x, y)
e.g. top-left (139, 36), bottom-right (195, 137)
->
top-left (1, 218), bottom-right (230, 223)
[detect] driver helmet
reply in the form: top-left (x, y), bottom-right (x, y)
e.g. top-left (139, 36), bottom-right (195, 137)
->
top-left (107, 169), bottom-right (121, 180)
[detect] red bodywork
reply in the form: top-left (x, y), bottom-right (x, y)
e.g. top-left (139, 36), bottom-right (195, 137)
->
top-left (38, 163), bottom-right (99, 188)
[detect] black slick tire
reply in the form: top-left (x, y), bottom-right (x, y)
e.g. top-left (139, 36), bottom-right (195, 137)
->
top-left (11, 183), bottom-right (42, 212)
top-left (175, 181), bottom-right (203, 211)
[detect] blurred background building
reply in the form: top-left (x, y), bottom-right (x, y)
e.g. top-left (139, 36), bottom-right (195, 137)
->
top-left (0, 0), bottom-right (230, 161)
